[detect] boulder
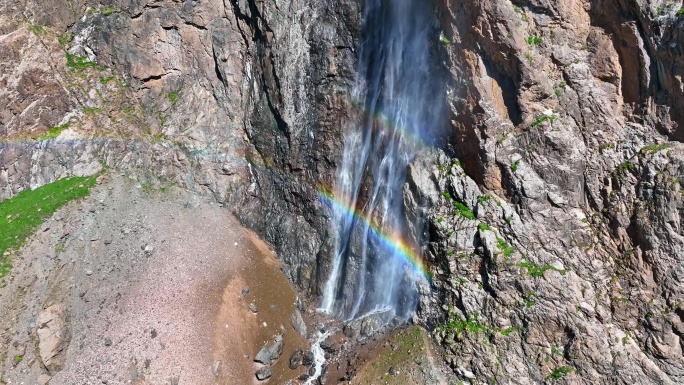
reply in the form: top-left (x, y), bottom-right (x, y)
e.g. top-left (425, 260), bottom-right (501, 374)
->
top-left (37, 304), bottom-right (69, 372)
top-left (289, 348), bottom-right (303, 369)
top-left (255, 366), bottom-right (272, 381)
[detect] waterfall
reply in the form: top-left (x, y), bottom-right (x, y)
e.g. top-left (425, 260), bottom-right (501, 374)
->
top-left (319, 0), bottom-right (446, 321)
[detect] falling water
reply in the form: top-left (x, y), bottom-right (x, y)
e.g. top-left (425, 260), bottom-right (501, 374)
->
top-left (319, 0), bottom-right (446, 320)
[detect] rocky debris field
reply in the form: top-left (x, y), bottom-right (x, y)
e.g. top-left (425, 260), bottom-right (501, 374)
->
top-left (0, 174), bottom-right (311, 384)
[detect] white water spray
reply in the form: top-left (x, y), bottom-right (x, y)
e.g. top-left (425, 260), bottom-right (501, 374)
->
top-left (303, 329), bottom-right (332, 385)
top-left (319, 0), bottom-right (446, 320)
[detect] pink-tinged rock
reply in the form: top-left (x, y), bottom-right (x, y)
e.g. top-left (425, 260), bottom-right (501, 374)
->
top-left (37, 304), bottom-right (69, 372)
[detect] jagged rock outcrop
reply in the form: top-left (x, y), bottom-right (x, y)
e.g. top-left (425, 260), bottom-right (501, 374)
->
top-left (0, 0), bottom-right (360, 296)
top-left (400, 0), bottom-right (684, 382)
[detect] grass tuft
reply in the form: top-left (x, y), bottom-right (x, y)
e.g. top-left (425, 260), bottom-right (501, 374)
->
top-left (39, 123), bottom-right (69, 141)
top-left (102, 6), bottom-right (118, 16)
top-left (66, 53), bottom-right (98, 70)
top-left (546, 366), bottom-right (573, 380)
top-left (0, 174), bottom-right (100, 278)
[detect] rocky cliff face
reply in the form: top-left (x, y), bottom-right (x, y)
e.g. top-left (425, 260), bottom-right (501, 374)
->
top-left (1, 0), bottom-right (683, 383)
top-left (405, 0), bottom-right (684, 382)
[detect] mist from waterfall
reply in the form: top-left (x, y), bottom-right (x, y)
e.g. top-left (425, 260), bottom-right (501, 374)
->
top-left (319, 0), bottom-right (446, 321)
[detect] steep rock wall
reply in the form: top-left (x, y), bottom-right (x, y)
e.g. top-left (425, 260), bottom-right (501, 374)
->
top-left (403, 0), bottom-right (684, 382)
top-left (1, 0), bottom-right (684, 383)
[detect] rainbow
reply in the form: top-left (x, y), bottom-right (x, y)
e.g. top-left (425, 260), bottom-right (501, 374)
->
top-left (346, 94), bottom-right (430, 150)
top-left (317, 187), bottom-right (430, 280)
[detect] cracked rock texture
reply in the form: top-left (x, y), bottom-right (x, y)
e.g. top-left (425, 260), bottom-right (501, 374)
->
top-left (1, 0), bottom-right (684, 384)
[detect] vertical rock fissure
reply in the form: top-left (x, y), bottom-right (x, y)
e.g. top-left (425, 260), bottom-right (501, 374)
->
top-left (319, 0), bottom-right (445, 321)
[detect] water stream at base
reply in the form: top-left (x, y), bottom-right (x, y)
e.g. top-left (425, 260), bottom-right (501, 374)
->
top-left (319, 0), bottom-right (446, 321)
top-left (303, 329), bottom-right (332, 385)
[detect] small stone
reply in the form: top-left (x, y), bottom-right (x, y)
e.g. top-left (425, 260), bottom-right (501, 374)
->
top-left (254, 346), bottom-right (271, 364)
top-left (241, 287), bottom-right (250, 296)
top-left (85, 270), bottom-right (93, 276)
top-left (290, 309), bottom-right (307, 337)
top-left (289, 349), bottom-right (303, 369)
top-left (298, 373), bottom-right (309, 381)
top-left (104, 337), bottom-right (112, 347)
top-left (302, 351), bottom-right (314, 366)
top-left (255, 366), bottom-right (272, 381)
top-left (151, 329), bottom-right (157, 338)
top-left (212, 360), bottom-right (222, 377)
top-left (249, 303), bottom-right (258, 313)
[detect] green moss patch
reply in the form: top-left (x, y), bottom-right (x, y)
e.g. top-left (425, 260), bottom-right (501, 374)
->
top-left (353, 326), bottom-right (433, 385)
top-left (39, 123), bottom-right (69, 141)
top-left (0, 174), bottom-right (100, 278)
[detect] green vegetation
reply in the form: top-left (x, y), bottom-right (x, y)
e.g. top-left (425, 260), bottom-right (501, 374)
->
top-left (352, 326), bottom-right (431, 384)
top-left (525, 53), bottom-right (533, 64)
top-left (640, 143), bottom-right (670, 155)
top-left (510, 159), bottom-right (521, 172)
top-left (526, 36), bottom-right (542, 45)
top-left (519, 259), bottom-right (568, 278)
top-left (151, 132), bottom-right (169, 143)
top-left (84, 107), bottom-right (102, 115)
top-left (0, 174), bottom-right (101, 278)
top-left (546, 366), bottom-right (573, 380)
top-left (496, 237), bottom-right (516, 258)
top-left (477, 194), bottom-right (491, 204)
top-left (554, 81), bottom-right (567, 97)
top-left (438, 309), bottom-right (488, 337)
top-left (100, 76), bottom-right (116, 84)
top-left (39, 123), bottom-right (69, 141)
top-left (453, 201), bottom-right (476, 220)
top-left (618, 162), bottom-right (635, 171)
top-left (168, 91), bottom-right (180, 106)
top-left (440, 35), bottom-right (451, 45)
top-left (677, 7), bottom-right (684, 15)
top-left (66, 53), bottom-right (98, 70)
top-left (478, 222), bottom-right (491, 231)
top-left (102, 6), bottom-right (118, 16)
top-left (27, 25), bottom-right (44, 35)
top-left (58, 34), bottom-right (71, 46)
top-left (531, 114), bottom-right (554, 127)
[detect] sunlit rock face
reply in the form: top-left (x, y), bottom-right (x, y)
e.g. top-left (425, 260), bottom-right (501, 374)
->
top-left (2, 0), bottom-right (684, 382)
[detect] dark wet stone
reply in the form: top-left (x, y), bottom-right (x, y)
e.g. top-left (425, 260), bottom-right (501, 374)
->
top-left (289, 348), bottom-right (303, 369)
top-left (255, 366), bottom-right (272, 381)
